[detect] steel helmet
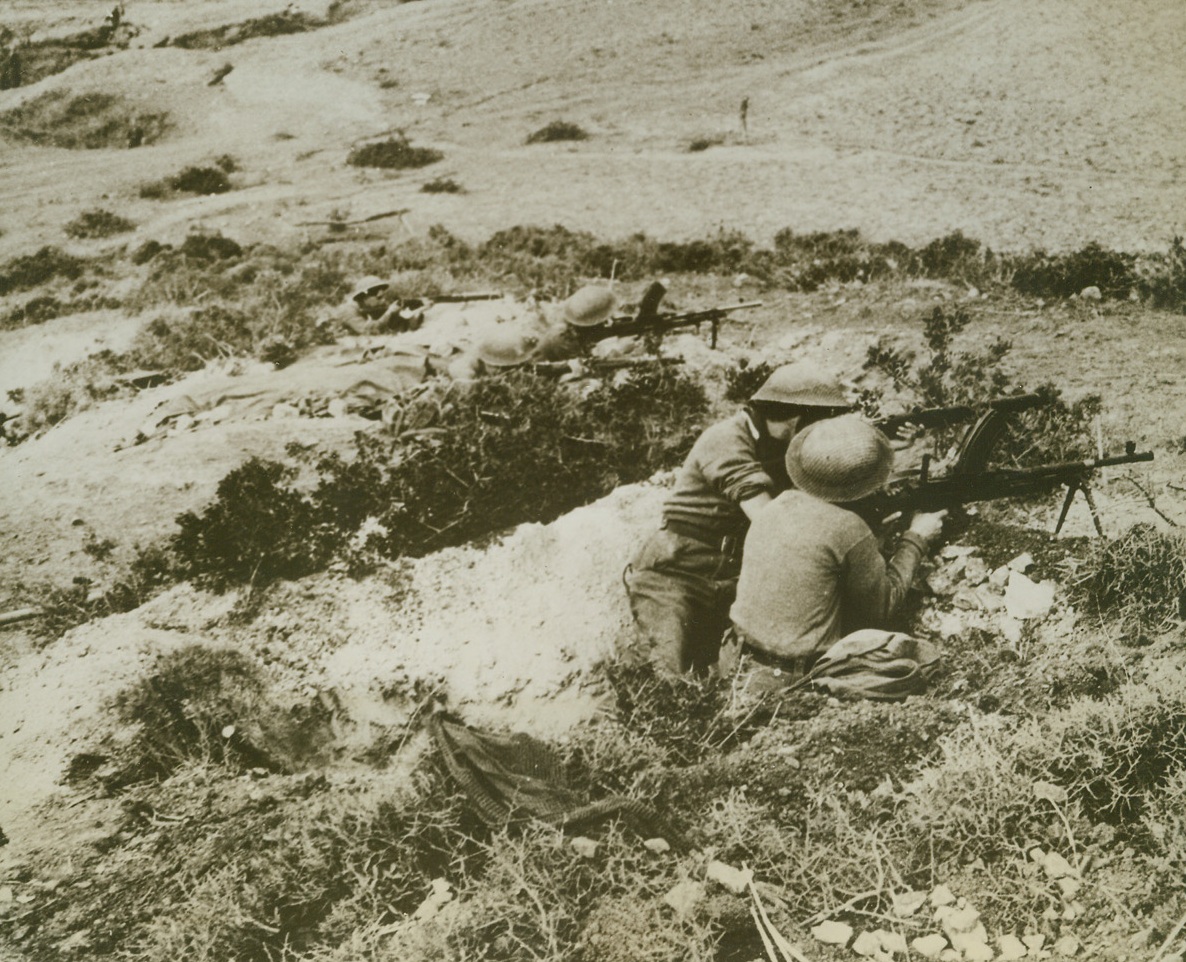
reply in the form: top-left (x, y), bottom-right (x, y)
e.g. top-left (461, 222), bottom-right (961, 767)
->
top-left (562, 285), bottom-right (616, 327)
top-left (350, 275), bottom-right (389, 301)
top-left (785, 415), bottom-right (893, 503)
top-left (475, 325), bottom-right (541, 367)
top-left (750, 363), bottom-right (850, 408)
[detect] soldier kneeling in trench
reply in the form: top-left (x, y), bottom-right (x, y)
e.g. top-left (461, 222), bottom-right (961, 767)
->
top-left (720, 415), bottom-right (948, 700)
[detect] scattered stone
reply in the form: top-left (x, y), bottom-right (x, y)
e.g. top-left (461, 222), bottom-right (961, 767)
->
top-left (1062, 900), bottom-right (1084, 921)
top-left (964, 556), bottom-right (990, 585)
top-left (811, 920), bottom-right (853, 945)
top-left (570, 837), bottom-right (598, 858)
top-left (1028, 846), bottom-right (1046, 863)
top-left (1008, 553), bottom-right (1035, 572)
top-left (853, 930), bottom-right (884, 957)
top-left (1052, 934), bottom-right (1080, 956)
top-left (706, 860), bottom-right (752, 894)
top-left (998, 614), bottom-right (1024, 643)
top-left (942, 905), bottom-right (981, 935)
top-left (1005, 571), bottom-right (1055, 620)
top-left (941, 545), bottom-right (978, 560)
top-left (663, 880), bottom-right (705, 918)
top-left (959, 936), bottom-right (995, 961)
top-left (892, 890), bottom-right (928, 918)
top-left (998, 933), bottom-right (1028, 959)
top-left (1057, 877), bottom-right (1081, 899)
top-left (411, 878), bottom-right (453, 921)
top-left (1023, 934), bottom-right (1047, 951)
top-left (989, 565), bottom-right (1011, 588)
top-left (327, 398), bottom-right (349, 418)
top-left (930, 884), bottom-right (957, 907)
top-left (1079, 286), bottom-right (1102, 301)
top-left (927, 568), bottom-right (960, 597)
top-left (875, 928), bottom-right (909, 954)
top-left (912, 933), bottom-right (950, 959)
top-left (1041, 851), bottom-right (1077, 879)
top-left (643, 837), bottom-right (670, 854)
top-left (940, 951), bottom-right (962, 962)
top-left (953, 587), bottom-right (983, 610)
top-left (975, 585), bottom-right (1006, 611)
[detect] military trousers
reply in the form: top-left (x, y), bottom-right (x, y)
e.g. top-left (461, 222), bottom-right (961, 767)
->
top-left (623, 525), bottom-right (740, 675)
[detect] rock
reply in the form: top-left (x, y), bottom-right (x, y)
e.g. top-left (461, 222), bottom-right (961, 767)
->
top-left (811, 920), bottom-right (853, 945)
top-left (570, 837), bottom-right (598, 858)
top-left (853, 930), bottom-right (884, 957)
top-left (998, 933), bottom-right (1028, 959)
top-left (927, 567), bottom-right (960, 597)
top-left (930, 884), bottom-right (957, 907)
top-left (327, 398), bottom-right (349, 418)
top-left (892, 890), bottom-right (929, 918)
top-left (940, 951), bottom-right (962, 962)
top-left (1008, 553), bottom-right (1035, 572)
top-left (1023, 934), bottom-right (1047, 951)
top-left (998, 614), bottom-right (1024, 643)
top-left (1032, 781), bottom-right (1068, 805)
top-left (1052, 935), bottom-right (1080, 956)
top-left (663, 880), bottom-right (705, 917)
top-left (943, 905), bottom-right (981, 935)
top-left (1005, 571), bottom-right (1055, 620)
top-left (935, 611), bottom-right (967, 639)
top-left (964, 557), bottom-right (990, 585)
top-left (411, 878), bottom-right (453, 921)
top-left (912, 934), bottom-right (950, 959)
top-left (643, 837), bottom-right (670, 854)
top-left (941, 545), bottom-right (978, 560)
top-left (706, 860), bottom-right (752, 894)
top-left (1041, 851), bottom-right (1077, 879)
top-left (875, 928), bottom-right (909, 954)
top-left (953, 587), bottom-right (985, 610)
top-left (1079, 286), bottom-right (1102, 301)
top-left (1057, 877), bottom-right (1081, 899)
top-left (975, 586), bottom-right (1005, 611)
top-left (960, 936), bottom-right (995, 961)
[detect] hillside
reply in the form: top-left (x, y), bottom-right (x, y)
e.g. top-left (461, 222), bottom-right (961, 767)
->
top-left (2, 1), bottom-right (1186, 960)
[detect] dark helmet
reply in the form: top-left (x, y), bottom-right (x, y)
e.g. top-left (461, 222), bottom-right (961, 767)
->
top-left (750, 363), bottom-right (850, 408)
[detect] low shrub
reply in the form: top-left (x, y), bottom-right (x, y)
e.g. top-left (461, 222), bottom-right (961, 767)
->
top-left (687, 134), bottom-right (724, 152)
top-left (140, 165), bottom-right (233, 198)
top-left (172, 458), bottom-right (332, 590)
top-left (0, 89), bottom-right (168, 148)
top-left (0, 245), bottom-right (86, 295)
top-left (347, 135), bottom-right (442, 170)
top-left (525, 120), bottom-right (589, 144)
top-left (170, 367), bottom-right (708, 588)
top-left (64, 207), bottom-right (136, 239)
top-left (1137, 235), bottom-right (1186, 313)
top-left (1010, 242), bottom-right (1137, 300)
top-left (1072, 523), bottom-right (1186, 632)
top-left (420, 176), bottom-right (465, 194)
top-left (169, 10), bottom-right (332, 49)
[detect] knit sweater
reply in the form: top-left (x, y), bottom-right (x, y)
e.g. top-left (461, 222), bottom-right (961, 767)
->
top-left (730, 490), bottom-right (927, 660)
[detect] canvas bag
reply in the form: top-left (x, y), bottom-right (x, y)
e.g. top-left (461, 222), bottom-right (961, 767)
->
top-left (792, 629), bottom-right (941, 701)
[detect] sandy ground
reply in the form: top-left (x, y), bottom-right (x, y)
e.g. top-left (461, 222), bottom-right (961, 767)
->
top-left (1, 0), bottom-right (1185, 877)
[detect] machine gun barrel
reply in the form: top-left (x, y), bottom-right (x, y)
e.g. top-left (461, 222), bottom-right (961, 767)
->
top-left (866, 444), bottom-right (1154, 534)
top-left (577, 301), bottom-right (762, 348)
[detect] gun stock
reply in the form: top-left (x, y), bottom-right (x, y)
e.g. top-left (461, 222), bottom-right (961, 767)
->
top-left (876, 393), bottom-right (1049, 437)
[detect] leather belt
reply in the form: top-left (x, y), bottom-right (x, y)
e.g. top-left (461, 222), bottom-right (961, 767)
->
top-left (661, 517), bottom-right (736, 548)
top-left (731, 627), bottom-right (814, 677)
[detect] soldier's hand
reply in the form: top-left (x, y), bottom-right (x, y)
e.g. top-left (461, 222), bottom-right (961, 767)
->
top-left (907, 509), bottom-right (948, 542)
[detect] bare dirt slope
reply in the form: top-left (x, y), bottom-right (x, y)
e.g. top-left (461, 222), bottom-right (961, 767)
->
top-left (1, 0), bottom-right (1184, 262)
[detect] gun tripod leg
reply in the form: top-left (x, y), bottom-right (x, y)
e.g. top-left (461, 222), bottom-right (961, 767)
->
top-left (1081, 483), bottom-right (1105, 537)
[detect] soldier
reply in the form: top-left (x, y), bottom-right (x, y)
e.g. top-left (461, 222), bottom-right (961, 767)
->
top-left (720, 415), bottom-right (946, 696)
top-left (533, 284), bottom-right (617, 362)
top-left (330, 276), bottom-right (426, 336)
top-left (623, 364), bottom-right (854, 675)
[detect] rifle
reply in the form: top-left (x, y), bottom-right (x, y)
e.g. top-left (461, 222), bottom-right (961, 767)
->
top-left (568, 281), bottom-right (760, 349)
top-left (874, 392), bottom-right (1050, 438)
top-left (524, 356), bottom-right (685, 377)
